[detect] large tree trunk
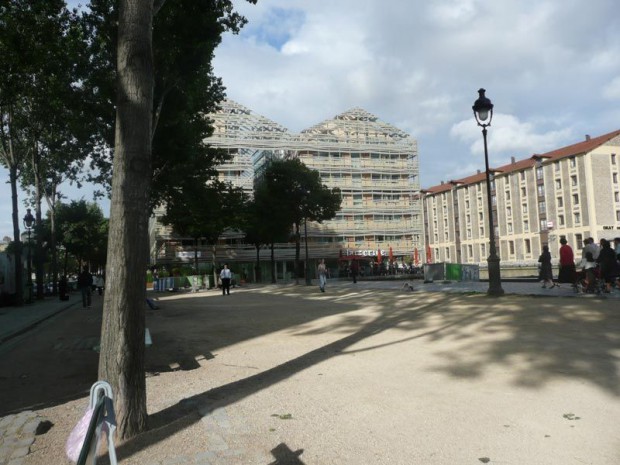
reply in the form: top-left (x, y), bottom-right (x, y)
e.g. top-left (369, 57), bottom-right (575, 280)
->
top-left (255, 244), bottom-right (261, 283)
top-left (10, 165), bottom-right (24, 306)
top-left (270, 243), bottom-right (276, 284)
top-left (98, 0), bottom-right (153, 440)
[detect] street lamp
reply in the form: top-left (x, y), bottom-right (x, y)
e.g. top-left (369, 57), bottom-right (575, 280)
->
top-left (23, 208), bottom-right (35, 303)
top-left (473, 88), bottom-right (504, 296)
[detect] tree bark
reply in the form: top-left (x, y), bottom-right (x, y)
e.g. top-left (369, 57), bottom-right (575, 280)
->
top-left (10, 164), bottom-right (24, 306)
top-left (98, 0), bottom-right (153, 440)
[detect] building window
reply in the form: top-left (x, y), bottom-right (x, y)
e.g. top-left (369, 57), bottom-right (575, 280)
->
top-left (571, 175), bottom-right (578, 186)
top-left (481, 244), bottom-right (486, 257)
top-left (507, 223), bottom-right (513, 233)
top-left (555, 179), bottom-right (562, 189)
top-left (465, 200), bottom-right (470, 209)
top-left (558, 214), bottom-right (564, 226)
top-left (479, 226), bottom-right (484, 236)
top-left (524, 220), bottom-right (529, 232)
top-left (613, 173), bottom-right (618, 184)
top-left (573, 194), bottom-right (579, 205)
top-left (570, 157), bottom-right (576, 168)
top-left (479, 212), bottom-right (483, 221)
top-left (466, 214), bottom-right (471, 223)
top-left (434, 233), bottom-right (438, 242)
top-left (554, 162), bottom-right (560, 172)
top-left (574, 212), bottom-right (581, 224)
top-left (539, 201), bottom-right (546, 213)
top-left (617, 211), bottom-right (620, 221)
top-left (444, 232), bottom-right (449, 241)
top-left (522, 204), bottom-right (528, 213)
top-left (615, 192), bottom-right (619, 202)
top-left (467, 229), bottom-right (472, 239)
top-left (557, 197), bottom-right (563, 208)
top-left (509, 241), bottom-right (515, 255)
top-left (525, 239), bottom-right (531, 254)
top-left (536, 167), bottom-right (543, 180)
top-left (520, 171), bottom-right (525, 181)
top-left (505, 190), bottom-right (511, 200)
top-left (468, 245), bottom-right (473, 257)
top-left (612, 153), bottom-right (617, 165)
top-left (521, 187), bottom-right (526, 197)
top-left (540, 219), bottom-right (548, 231)
top-left (538, 185), bottom-right (545, 197)
top-left (575, 234), bottom-right (583, 249)
top-left (492, 195), bottom-right (497, 206)
top-left (506, 207), bottom-right (512, 217)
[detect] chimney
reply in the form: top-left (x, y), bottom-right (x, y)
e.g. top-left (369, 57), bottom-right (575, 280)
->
top-left (477, 169), bottom-right (481, 174)
top-left (585, 134), bottom-right (591, 141)
top-left (440, 180), bottom-right (444, 185)
top-left (511, 156), bottom-right (515, 164)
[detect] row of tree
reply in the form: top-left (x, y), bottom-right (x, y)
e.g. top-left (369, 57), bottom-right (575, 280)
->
top-left (161, 158), bottom-right (342, 286)
top-left (0, 0), bottom-right (335, 442)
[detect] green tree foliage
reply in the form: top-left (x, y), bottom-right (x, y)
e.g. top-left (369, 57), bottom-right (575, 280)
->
top-left (0, 0), bottom-right (85, 304)
top-left (160, 180), bottom-right (248, 283)
top-left (81, 0), bottom-right (255, 209)
top-left (55, 200), bottom-right (108, 273)
top-left (260, 159), bottom-right (342, 283)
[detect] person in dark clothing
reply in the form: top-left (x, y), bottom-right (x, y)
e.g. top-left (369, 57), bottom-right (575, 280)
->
top-left (58, 275), bottom-right (69, 301)
top-left (350, 260), bottom-right (359, 283)
top-left (538, 245), bottom-right (556, 288)
top-left (220, 263), bottom-right (232, 296)
top-left (77, 266), bottom-right (93, 308)
top-left (597, 239), bottom-right (618, 293)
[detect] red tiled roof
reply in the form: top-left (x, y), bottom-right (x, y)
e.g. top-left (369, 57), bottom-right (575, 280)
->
top-left (423, 128), bottom-right (620, 194)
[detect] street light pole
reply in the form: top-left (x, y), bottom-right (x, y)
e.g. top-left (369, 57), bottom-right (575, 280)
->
top-left (473, 89), bottom-right (504, 296)
top-left (23, 208), bottom-right (35, 303)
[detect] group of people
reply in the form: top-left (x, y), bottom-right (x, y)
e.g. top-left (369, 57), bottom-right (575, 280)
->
top-left (539, 236), bottom-right (620, 292)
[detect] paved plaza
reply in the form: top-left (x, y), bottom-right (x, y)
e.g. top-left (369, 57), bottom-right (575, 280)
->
top-left (0, 279), bottom-right (619, 464)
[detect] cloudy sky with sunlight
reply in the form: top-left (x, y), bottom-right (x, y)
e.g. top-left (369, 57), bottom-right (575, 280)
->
top-left (2, 0), bottom-right (620, 239)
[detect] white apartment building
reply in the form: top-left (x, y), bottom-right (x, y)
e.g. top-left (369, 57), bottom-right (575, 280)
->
top-left (423, 129), bottom-right (620, 266)
top-left (149, 100), bottom-right (422, 274)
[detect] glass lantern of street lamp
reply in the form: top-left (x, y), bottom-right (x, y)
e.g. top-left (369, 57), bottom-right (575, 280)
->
top-left (472, 88), bottom-right (494, 126)
top-left (23, 208), bottom-right (35, 230)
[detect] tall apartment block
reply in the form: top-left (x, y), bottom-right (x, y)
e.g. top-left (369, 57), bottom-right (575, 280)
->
top-left (149, 100), bottom-right (422, 270)
top-left (422, 129), bottom-right (620, 266)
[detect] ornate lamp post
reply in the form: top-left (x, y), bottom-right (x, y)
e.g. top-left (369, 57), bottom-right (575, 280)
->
top-left (23, 208), bottom-right (35, 303)
top-left (472, 88), bottom-right (504, 296)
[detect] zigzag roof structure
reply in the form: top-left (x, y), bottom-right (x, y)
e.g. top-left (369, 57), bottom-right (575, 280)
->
top-left (207, 101), bottom-right (417, 155)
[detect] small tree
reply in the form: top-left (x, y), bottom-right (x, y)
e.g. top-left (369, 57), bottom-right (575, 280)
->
top-left (262, 159), bottom-right (341, 283)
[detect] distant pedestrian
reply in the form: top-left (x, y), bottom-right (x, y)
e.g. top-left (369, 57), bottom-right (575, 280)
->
top-left (77, 266), bottom-right (93, 308)
top-left (558, 237), bottom-right (576, 284)
top-left (596, 239), bottom-right (619, 293)
top-left (317, 259), bottom-right (327, 292)
top-left (58, 275), bottom-right (69, 301)
top-left (220, 263), bottom-right (232, 296)
top-left (350, 260), bottom-right (359, 284)
top-left (93, 274), bottom-right (104, 295)
top-left (538, 246), bottom-right (556, 288)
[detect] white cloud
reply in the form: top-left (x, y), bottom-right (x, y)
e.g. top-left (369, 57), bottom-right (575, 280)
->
top-left (4, 0), bottom-right (620, 238)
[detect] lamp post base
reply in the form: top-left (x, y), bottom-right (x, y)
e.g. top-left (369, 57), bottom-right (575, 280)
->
top-left (487, 255), bottom-right (504, 296)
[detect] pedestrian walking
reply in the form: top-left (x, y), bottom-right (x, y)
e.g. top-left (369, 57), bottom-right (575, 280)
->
top-left (317, 259), bottom-right (327, 292)
top-left (558, 237), bottom-right (576, 285)
top-left (77, 266), bottom-right (93, 308)
top-left (220, 263), bottom-right (232, 296)
top-left (350, 259), bottom-right (359, 284)
top-left (538, 246), bottom-right (556, 288)
top-left (596, 239), bottom-right (619, 293)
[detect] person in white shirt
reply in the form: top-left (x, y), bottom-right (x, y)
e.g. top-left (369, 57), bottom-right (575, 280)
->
top-left (220, 263), bottom-right (232, 296)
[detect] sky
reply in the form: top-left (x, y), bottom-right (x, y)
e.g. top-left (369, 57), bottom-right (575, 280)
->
top-left (2, 0), bottom-right (620, 239)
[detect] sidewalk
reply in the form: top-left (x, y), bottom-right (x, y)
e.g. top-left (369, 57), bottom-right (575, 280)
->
top-left (0, 296), bottom-right (79, 345)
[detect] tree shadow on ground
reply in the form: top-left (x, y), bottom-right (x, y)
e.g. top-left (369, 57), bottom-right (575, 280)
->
top-left (113, 288), bottom-right (620, 461)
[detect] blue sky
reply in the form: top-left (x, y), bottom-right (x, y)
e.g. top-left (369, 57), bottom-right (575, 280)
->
top-left (3, 0), bottom-right (620, 239)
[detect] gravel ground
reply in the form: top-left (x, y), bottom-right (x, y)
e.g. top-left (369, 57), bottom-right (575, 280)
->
top-left (4, 283), bottom-right (620, 465)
